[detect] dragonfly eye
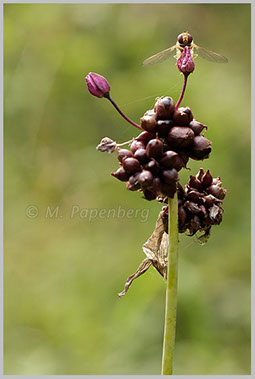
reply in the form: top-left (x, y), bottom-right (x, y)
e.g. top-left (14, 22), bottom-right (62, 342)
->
top-left (177, 32), bottom-right (193, 47)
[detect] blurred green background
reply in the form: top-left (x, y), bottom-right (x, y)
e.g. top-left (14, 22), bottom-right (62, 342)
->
top-left (4, 3), bottom-right (251, 375)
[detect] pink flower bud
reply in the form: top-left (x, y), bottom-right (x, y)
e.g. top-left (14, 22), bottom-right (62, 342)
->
top-left (85, 72), bottom-right (110, 98)
top-left (177, 47), bottom-right (195, 76)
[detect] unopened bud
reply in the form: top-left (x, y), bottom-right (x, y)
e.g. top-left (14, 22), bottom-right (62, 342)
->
top-left (85, 72), bottom-right (110, 98)
top-left (177, 46), bottom-right (195, 77)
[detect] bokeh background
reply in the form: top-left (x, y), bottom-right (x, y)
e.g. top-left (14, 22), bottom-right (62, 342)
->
top-left (4, 3), bottom-right (251, 375)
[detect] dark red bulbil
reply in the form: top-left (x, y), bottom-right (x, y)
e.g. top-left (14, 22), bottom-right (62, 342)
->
top-left (161, 169), bottom-right (226, 237)
top-left (154, 97), bottom-right (175, 120)
top-left (172, 107), bottom-right (193, 125)
top-left (189, 136), bottom-right (211, 160)
top-left (122, 158), bottom-right (142, 174)
top-left (140, 115), bottom-right (157, 131)
top-left (117, 148), bottom-right (133, 162)
top-left (168, 126), bottom-right (194, 148)
top-left (146, 138), bottom-right (164, 158)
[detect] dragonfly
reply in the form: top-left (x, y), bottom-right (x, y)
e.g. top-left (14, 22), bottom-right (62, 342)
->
top-left (143, 32), bottom-right (228, 66)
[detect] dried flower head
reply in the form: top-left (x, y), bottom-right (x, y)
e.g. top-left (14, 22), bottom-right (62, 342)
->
top-left (96, 137), bottom-right (117, 154)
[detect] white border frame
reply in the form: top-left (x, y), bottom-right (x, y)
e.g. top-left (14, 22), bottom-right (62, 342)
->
top-left (0, 1), bottom-right (253, 378)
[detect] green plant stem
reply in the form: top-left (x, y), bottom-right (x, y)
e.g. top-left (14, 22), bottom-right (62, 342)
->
top-left (161, 192), bottom-right (179, 375)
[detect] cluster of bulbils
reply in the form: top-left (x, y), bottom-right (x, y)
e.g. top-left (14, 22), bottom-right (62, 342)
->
top-left (159, 168), bottom-right (226, 238)
top-left (112, 96), bottom-right (211, 201)
top-left (85, 66), bottom-right (226, 240)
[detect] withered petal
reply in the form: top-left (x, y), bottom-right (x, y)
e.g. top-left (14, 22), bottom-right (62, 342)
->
top-left (118, 258), bottom-right (152, 298)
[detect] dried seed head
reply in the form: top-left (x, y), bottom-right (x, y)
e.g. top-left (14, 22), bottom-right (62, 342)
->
top-left (96, 137), bottom-right (117, 154)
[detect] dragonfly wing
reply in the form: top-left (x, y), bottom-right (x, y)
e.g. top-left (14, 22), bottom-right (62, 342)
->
top-left (193, 44), bottom-right (228, 63)
top-left (142, 45), bottom-right (177, 66)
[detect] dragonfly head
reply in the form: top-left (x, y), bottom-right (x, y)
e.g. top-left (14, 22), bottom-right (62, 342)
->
top-left (177, 32), bottom-right (193, 47)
